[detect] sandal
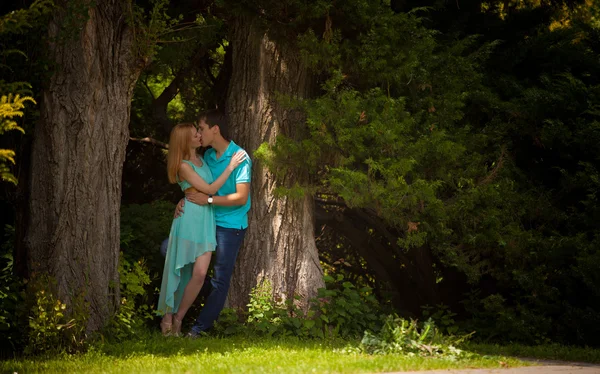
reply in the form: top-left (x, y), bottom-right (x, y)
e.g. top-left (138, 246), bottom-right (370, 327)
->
top-left (172, 316), bottom-right (183, 337)
top-left (160, 321), bottom-right (172, 336)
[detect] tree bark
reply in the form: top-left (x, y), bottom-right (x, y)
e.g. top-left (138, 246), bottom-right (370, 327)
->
top-left (23, 0), bottom-right (142, 332)
top-left (225, 16), bottom-right (324, 309)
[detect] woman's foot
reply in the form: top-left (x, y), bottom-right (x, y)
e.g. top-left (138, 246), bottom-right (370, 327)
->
top-left (172, 316), bottom-right (183, 337)
top-left (160, 321), bottom-right (172, 336)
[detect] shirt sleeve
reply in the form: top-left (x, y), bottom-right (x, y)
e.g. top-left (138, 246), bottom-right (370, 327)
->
top-left (235, 158), bottom-right (251, 184)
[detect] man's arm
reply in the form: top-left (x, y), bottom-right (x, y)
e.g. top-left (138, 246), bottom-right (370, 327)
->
top-left (186, 183), bottom-right (250, 206)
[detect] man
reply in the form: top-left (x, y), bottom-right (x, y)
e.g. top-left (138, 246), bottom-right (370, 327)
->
top-left (175, 109), bottom-right (251, 336)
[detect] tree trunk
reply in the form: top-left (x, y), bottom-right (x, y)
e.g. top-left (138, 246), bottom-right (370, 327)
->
top-left (23, 0), bottom-right (141, 332)
top-left (225, 16), bottom-right (324, 309)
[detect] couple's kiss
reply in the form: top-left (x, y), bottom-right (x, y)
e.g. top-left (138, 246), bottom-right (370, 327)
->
top-left (156, 110), bottom-right (252, 337)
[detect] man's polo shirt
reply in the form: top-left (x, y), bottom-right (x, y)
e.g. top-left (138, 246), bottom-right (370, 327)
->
top-left (204, 141), bottom-right (252, 229)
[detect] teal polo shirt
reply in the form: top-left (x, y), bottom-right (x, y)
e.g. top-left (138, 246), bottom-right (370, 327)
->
top-left (204, 141), bottom-right (252, 229)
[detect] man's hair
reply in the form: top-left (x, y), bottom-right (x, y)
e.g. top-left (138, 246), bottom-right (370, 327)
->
top-left (200, 109), bottom-right (230, 141)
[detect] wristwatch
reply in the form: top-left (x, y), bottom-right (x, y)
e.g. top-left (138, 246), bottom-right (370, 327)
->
top-left (207, 195), bottom-right (213, 204)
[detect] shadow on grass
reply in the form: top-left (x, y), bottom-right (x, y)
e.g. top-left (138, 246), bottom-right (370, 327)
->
top-left (464, 342), bottom-right (600, 365)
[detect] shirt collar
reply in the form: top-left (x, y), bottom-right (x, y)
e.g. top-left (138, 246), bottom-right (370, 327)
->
top-left (208, 141), bottom-right (238, 163)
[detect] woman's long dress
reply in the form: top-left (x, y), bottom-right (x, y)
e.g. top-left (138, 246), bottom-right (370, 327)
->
top-left (156, 158), bottom-right (216, 315)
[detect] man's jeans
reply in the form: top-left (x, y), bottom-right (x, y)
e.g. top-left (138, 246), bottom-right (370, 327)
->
top-left (191, 226), bottom-right (246, 333)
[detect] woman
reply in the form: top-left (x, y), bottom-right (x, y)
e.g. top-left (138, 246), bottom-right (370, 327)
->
top-left (157, 123), bottom-right (245, 336)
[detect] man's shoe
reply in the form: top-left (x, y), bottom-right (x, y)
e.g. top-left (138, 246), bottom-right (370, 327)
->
top-left (186, 328), bottom-right (207, 339)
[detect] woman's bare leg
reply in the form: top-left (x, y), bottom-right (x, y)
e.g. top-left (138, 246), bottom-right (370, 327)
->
top-left (174, 252), bottom-right (212, 323)
top-left (162, 313), bottom-right (173, 324)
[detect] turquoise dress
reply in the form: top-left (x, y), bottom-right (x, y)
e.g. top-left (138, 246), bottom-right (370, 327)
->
top-left (157, 158), bottom-right (217, 316)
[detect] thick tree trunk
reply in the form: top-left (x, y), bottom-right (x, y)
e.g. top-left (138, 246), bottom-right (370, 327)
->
top-left (225, 16), bottom-right (324, 309)
top-left (23, 0), bottom-right (141, 332)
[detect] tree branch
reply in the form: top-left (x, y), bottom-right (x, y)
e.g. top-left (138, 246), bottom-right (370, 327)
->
top-left (152, 45), bottom-right (210, 135)
top-left (478, 146), bottom-right (506, 186)
top-left (142, 78), bottom-right (155, 100)
top-left (315, 196), bottom-right (347, 207)
top-left (129, 137), bottom-right (168, 149)
top-left (315, 195), bottom-right (405, 252)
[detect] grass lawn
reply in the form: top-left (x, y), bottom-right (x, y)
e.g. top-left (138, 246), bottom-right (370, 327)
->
top-left (1, 332), bottom-right (527, 374)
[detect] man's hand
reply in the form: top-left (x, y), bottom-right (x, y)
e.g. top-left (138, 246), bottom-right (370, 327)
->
top-left (186, 190), bottom-right (209, 205)
top-left (174, 198), bottom-right (185, 218)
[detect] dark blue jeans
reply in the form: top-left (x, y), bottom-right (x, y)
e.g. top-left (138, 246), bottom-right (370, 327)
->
top-left (191, 226), bottom-right (246, 333)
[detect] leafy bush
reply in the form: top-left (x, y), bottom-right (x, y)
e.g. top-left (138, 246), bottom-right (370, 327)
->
top-left (0, 225), bottom-right (24, 356)
top-left (0, 94), bottom-right (33, 184)
top-left (104, 254), bottom-right (153, 341)
top-left (245, 279), bottom-right (285, 335)
top-left (120, 200), bottom-right (173, 272)
top-left (312, 274), bottom-right (383, 338)
top-left (212, 307), bottom-right (244, 336)
top-left (359, 315), bottom-right (473, 358)
top-left (0, 253), bottom-right (19, 331)
top-left (422, 304), bottom-right (459, 335)
top-left (215, 275), bottom-right (384, 339)
top-left (119, 200), bottom-right (174, 317)
top-left (257, 0), bottom-right (600, 347)
top-left (23, 274), bottom-right (89, 355)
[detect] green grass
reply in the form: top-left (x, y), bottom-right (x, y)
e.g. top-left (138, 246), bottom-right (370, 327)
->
top-left (1, 333), bottom-right (526, 374)
top-left (467, 342), bottom-right (600, 364)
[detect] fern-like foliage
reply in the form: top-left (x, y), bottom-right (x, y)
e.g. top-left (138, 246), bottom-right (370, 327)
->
top-left (0, 0), bottom-right (54, 35)
top-left (0, 94), bottom-right (35, 184)
top-left (0, 0), bottom-right (51, 185)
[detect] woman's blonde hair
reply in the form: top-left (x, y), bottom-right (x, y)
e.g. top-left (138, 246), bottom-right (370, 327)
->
top-left (167, 123), bottom-right (196, 184)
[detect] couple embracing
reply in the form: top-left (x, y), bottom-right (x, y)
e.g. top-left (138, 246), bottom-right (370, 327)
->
top-left (156, 110), bottom-right (251, 337)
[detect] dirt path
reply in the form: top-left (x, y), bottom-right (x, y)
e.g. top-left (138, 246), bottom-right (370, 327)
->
top-left (386, 359), bottom-right (600, 373)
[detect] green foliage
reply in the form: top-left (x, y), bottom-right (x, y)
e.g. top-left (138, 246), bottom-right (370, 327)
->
top-left (103, 200), bottom-right (176, 341)
top-left (0, 93), bottom-right (34, 185)
top-left (127, 7), bottom-right (227, 142)
top-left (23, 274), bottom-right (89, 355)
top-left (0, 0), bottom-right (54, 35)
top-left (113, 201), bottom-right (175, 339)
top-left (120, 200), bottom-right (174, 276)
top-left (310, 274), bottom-right (382, 338)
top-left (445, 20), bottom-right (600, 344)
top-left (263, 9), bottom-right (489, 239)
top-left (104, 255), bottom-right (153, 341)
top-left (422, 304), bottom-right (459, 335)
top-left (215, 275), bottom-right (383, 339)
top-left (256, 0), bottom-right (600, 347)
top-left (462, 292), bottom-right (553, 345)
top-left (0, 252), bottom-right (18, 330)
top-left (0, 0), bottom-right (49, 187)
top-left (119, 256), bottom-right (152, 299)
top-left (245, 280), bottom-right (282, 335)
top-left (130, 0), bottom-right (187, 63)
top-left (0, 225), bottom-right (23, 354)
top-left (358, 315), bottom-right (473, 358)
top-left (212, 307), bottom-right (244, 336)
